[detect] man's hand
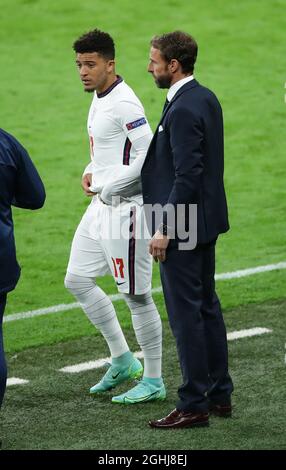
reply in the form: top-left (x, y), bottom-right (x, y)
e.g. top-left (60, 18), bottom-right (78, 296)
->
top-left (81, 173), bottom-right (96, 197)
top-left (149, 230), bottom-right (170, 263)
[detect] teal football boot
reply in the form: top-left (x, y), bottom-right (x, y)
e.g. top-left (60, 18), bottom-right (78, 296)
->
top-left (90, 357), bottom-right (143, 394)
top-left (112, 378), bottom-right (166, 404)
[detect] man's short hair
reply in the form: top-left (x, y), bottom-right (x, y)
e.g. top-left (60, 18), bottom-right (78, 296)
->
top-left (73, 29), bottom-right (115, 59)
top-left (151, 31), bottom-right (198, 73)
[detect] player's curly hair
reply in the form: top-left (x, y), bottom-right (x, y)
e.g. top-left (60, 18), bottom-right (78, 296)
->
top-left (73, 29), bottom-right (115, 59)
top-left (151, 31), bottom-right (198, 74)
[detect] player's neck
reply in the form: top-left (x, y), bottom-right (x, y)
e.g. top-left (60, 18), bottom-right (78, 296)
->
top-left (96, 74), bottom-right (118, 95)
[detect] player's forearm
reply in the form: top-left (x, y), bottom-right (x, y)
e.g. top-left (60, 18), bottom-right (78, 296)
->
top-left (83, 161), bottom-right (93, 176)
top-left (100, 133), bottom-right (152, 203)
top-left (82, 161), bottom-right (104, 193)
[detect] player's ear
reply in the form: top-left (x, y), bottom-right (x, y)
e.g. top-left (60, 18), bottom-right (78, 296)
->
top-left (107, 59), bottom-right (115, 72)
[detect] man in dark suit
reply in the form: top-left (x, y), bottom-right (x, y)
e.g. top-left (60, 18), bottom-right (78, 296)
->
top-left (141, 31), bottom-right (233, 428)
top-left (0, 128), bottom-right (45, 409)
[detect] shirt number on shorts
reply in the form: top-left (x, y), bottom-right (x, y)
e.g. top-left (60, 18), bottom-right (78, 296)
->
top-left (112, 257), bottom-right (125, 279)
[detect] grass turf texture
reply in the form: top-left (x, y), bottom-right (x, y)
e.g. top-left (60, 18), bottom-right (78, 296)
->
top-left (4, 269), bottom-right (286, 354)
top-left (1, 0), bottom-right (285, 316)
top-left (0, 0), bottom-right (285, 451)
top-left (2, 299), bottom-right (286, 450)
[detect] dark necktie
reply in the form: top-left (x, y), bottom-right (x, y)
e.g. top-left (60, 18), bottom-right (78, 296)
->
top-left (162, 98), bottom-right (169, 114)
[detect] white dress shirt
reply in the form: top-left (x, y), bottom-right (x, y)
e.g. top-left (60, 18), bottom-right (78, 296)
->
top-left (167, 75), bottom-right (194, 102)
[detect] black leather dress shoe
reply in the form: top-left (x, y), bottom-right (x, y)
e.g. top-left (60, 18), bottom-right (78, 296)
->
top-left (209, 402), bottom-right (232, 417)
top-left (149, 408), bottom-right (209, 429)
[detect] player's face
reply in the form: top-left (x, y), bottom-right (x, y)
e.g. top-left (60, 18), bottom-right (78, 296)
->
top-left (148, 47), bottom-right (172, 89)
top-left (75, 52), bottom-right (114, 93)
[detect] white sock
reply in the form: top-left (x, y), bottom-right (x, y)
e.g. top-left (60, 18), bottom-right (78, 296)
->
top-left (123, 292), bottom-right (162, 379)
top-left (64, 272), bottom-right (129, 358)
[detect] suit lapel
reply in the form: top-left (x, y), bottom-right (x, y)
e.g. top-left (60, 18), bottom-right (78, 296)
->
top-left (158, 79), bottom-right (199, 124)
top-left (145, 79), bottom-right (200, 160)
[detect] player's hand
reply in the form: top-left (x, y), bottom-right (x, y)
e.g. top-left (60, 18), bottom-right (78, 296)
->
top-left (81, 173), bottom-right (96, 197)
top-left (149, 230), bottom-right (170, 263)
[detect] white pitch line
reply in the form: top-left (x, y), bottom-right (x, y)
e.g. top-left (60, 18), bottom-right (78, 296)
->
top-left (215, 262), bottom-right (286, 280)
top-left (227, 327), bottom-right (272, 341)
top-left (4, 261), bottom-right (286, 324)
top-left (59, 351), bottom-right (144, 374)
top-left (59, 328), bottom-right (272, 374)
top-left (7, 377), bottom-right (29, 386)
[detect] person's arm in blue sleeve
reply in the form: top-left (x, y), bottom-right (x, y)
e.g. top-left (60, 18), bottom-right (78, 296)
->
top-left (12, 143), bottom-right (46, 210)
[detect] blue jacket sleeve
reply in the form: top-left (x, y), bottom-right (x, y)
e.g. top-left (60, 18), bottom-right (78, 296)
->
top-left (12, 143), bottom-right (46, 210)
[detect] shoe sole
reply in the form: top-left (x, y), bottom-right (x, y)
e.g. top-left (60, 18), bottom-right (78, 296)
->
top-left (112, 390), bottom-right (166, 405)
top-left (149, 420), bottom-right (209, 429)
top-left (90, 386), bottom-right (114, 395)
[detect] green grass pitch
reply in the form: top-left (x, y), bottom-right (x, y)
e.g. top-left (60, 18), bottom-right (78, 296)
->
top-left (0, 0), bottom-right (285, 450)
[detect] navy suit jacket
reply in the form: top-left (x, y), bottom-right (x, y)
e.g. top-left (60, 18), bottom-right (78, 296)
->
top-left (141, 79), bottom-right (229, 244)
top-left (0, 129), bottom-right (46, 295)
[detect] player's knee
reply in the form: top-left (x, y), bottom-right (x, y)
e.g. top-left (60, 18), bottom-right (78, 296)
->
top-left (64, 272), bottom-right (76, 292)
top-left (124, 292), bottom-right (161, 331)
top-left (123, 291), bottom-right (152, 308)
top-left (64, 272), bottom-right (95, 296)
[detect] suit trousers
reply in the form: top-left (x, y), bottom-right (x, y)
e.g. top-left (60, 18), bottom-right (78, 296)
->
top-left (0, 293), bottom-right (7, 409)
top-left (160, 239), bottom-right (233, 413)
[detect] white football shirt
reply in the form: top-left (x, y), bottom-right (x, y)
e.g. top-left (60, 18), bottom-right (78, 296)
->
top-left (86, 76), bottom-right (152, 195)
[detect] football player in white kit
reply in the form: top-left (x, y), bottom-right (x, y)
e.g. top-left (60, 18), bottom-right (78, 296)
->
top-left (64, 29), bottom-right (166, 404)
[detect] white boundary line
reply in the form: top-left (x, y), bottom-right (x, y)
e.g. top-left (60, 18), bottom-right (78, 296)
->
top-left (4, 261), bottom-right (286, 324)
top-left (226, 327), bottom-right (272, 341)
top-left (59, 351), bottom-right (144, 374)
top-left (7, 327), bottom-right (272, 384)
top-left (59, 328), bottom-right (272, 374)
top-left (7, 377), bottom-right (29, 386)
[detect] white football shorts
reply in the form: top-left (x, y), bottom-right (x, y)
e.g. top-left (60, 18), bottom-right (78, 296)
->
top-left (66, 196), bottom-right (152, 295)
